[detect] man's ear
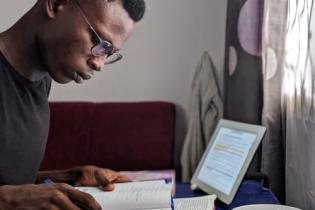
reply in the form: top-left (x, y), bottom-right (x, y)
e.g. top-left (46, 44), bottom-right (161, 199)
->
top-left (46, 0), bottom-right (70, 18)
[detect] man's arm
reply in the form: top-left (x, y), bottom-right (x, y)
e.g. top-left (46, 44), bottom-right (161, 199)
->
top-left (36, 165), bottom-right (129, 191)
top-left (36, 169), bottom-right (75, 184)
top-left (0, 166), bottom-right (126, 209)
top-left (0, 183), bottom-right (101, 210)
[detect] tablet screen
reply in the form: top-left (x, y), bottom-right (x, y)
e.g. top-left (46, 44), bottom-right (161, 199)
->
top-left (197, 127), bottom-right (257, 195)
top-left (191, 119), bottom-right (266, 204)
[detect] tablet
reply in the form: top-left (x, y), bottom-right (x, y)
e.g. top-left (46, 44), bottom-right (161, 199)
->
top-left (191, 119), bottom-right (266, 204)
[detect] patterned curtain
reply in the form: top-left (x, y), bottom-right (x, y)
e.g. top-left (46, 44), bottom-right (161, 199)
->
top-left (226, 0), bottom-right (315, 208)
top-left (224, 0), bottom-right (264, 175)
top-left (261, 0), bottom-right (288, 203)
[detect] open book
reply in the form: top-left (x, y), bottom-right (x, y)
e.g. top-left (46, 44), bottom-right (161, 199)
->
top-left (120, 169), bottom-right (176, 196)
top-left (76, 180), bottom-right (172, 210)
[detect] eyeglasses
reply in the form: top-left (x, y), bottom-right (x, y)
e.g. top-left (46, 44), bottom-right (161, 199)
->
top-left (72, 0), bottom-right (123, 65)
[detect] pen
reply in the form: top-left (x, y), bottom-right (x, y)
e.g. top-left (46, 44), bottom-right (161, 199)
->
top-left (42, 178), bottom-right (54, 184)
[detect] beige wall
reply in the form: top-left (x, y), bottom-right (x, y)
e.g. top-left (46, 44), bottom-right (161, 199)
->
top-left (0, 0), bottom-right (227, 172)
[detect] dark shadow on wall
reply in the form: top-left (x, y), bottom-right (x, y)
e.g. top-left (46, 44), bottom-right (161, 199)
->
top-left (174, 103), bottom-right (187, 181)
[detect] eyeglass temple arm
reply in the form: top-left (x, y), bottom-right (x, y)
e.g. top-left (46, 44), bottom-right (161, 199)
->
top-left (72, 0), bottom-right (102, 41)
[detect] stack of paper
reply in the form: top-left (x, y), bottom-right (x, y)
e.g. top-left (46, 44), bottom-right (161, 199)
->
top-left (76, 180), bottom-right (172, 210)
top-left (120, 169), bottom-right (176, 196)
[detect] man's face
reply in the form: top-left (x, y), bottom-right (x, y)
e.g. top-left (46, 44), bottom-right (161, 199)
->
top-left (40, 0), bottom-right (134, 84)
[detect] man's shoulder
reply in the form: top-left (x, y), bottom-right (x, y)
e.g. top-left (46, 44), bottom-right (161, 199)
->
top-left (0, 53), bottom-right (9, 74)
top-left (42, 73), bottom-right (52, 96)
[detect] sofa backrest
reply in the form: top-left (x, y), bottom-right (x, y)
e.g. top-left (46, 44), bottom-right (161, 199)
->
top-left (40, 102), bottom-right (176, 171)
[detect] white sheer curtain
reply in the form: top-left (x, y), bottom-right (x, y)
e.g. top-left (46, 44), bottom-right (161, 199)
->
top-left (261, 0), bottom-right (287, 202)
top-left (283, 0), bottom-right (315, 208)
top-left (263, 0), bottom-right (315, 209)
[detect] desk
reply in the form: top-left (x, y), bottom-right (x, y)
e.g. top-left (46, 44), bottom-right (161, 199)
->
top-left (175, 181), bottom-right (279, 210)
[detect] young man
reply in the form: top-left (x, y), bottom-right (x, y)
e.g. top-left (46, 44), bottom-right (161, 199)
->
top-left (0, 0), bottom-right (145, 209)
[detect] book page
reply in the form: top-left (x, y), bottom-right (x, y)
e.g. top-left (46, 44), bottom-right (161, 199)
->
top-left (76, 180), bottom-right (172, 210)
top-left (120, 170), bottom-right (175, 183)
top-left (120, 169), bottom-right (176, 196)
top-left (173, 195), bottom-right (216, 210)
top-left (144, 209), bottom-right (172, 210)
top-left (143, 209), bottom-right (172, 210)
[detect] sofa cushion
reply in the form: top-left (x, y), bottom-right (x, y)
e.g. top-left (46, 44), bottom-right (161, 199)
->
top-left (40, 102), bottom-right (176, 171)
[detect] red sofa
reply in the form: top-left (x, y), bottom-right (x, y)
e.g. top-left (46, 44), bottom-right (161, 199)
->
top-left (40, 102), bottom-right (176, 171)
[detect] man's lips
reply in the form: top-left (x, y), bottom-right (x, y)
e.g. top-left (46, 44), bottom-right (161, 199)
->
top-left (73, 71), bottom-right (94, 83)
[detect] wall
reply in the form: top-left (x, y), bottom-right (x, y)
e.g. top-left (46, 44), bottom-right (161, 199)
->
top-left (0, 0), bottom-right (227, 175)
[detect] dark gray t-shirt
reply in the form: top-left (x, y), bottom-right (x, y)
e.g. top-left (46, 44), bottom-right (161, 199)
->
top-left (0, 52), bottom-right (51, 185)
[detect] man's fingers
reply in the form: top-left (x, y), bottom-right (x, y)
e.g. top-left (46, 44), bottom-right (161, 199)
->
top-left (56, 183), bottom-right (101, 210)
top-left (95, 169), bottom-right (119, 186)
top-left (102, 183), bottom-right (115, 191)
top-left (50, 190), bottom-right (81, 210)
top-left (115, 174), bottom-right (130, 183)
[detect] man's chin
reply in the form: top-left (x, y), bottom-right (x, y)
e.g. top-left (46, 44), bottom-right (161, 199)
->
top-left (49, 72), bottom-right (86, 84)
top-left (51, 76), bottom-right (72, 84)
top-left (48, 69), bottom-right (77, 84)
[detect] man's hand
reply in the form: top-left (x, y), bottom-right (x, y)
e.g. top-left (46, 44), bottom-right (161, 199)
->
top-left (0, 183), bottom-right (101, 210)
top-left (71, 165), bottom-right (129, 191)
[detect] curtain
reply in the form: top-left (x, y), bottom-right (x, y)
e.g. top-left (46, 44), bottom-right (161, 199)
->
top-left (261, 0), bottom-right (288, 203)
top-left (226, 0), bottom-right (315, 208)
top-left (262, 0), bottom-right (315, 208)
top-left (281, 0), bottom-right (315, 208)
top-left (224, 0), bottom-right (264, 173)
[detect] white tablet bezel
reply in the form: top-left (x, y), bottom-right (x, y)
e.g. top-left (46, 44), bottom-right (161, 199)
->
top-left (191, 119), bottom-right (266, 204)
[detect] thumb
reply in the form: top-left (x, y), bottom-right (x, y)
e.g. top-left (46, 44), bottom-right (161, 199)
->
top-left (95, 171), bottom-right (116, 191)
top-left (102, 183), bottom-right (115, 191)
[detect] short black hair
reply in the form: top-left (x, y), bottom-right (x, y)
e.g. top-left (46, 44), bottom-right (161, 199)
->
top-left (77, 0), bottom-right (145, 22)
top-left (121, 0), bottom-right (145, 22)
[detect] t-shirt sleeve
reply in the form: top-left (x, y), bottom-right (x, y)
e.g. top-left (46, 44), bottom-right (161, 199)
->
top-left (44, 75), bottom-right (52, 96)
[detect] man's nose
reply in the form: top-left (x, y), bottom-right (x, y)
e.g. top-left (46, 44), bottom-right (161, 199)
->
top-left (87, 56), bottom-right (106, 71)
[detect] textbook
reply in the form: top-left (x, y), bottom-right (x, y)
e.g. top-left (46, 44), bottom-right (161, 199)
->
top-left (76, 180), bottom-right (172, 210)
top-left (120, 169), bottom-right (176, 196)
